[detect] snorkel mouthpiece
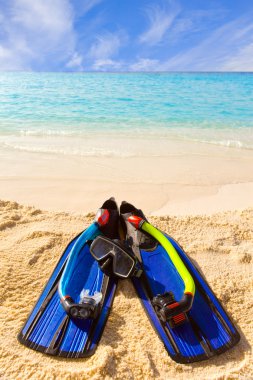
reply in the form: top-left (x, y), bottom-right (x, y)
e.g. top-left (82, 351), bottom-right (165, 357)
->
top-left (152, 292), bottom-right (193, 328)
top-left (61, 295), bottom-right (100, 320)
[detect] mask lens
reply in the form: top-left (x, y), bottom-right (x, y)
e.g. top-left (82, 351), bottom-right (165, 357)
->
top-left (113, 246), bottom-right (135, 278)
top-left (90, 237), bottom-right (113, 260)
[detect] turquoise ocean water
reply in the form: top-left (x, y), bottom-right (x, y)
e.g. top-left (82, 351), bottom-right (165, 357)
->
top-left (0, 72), bottom-right (253, 156)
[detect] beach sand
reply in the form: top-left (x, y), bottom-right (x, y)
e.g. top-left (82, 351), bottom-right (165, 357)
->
top-left (0, 199), bottom-right (252, 380)
top-left (0, 137), bottom-right (253, 216)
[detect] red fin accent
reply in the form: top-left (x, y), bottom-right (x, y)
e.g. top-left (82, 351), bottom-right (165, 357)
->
top-left (127, 215), bottom-right (144, 229)
top-left (97, 209), bottom-right (110, 226)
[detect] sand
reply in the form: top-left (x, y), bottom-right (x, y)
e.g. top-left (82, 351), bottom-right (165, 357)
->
top-left (0, 199), bottom-right (252, 380)
top-left (1, 138), bottom-right (253, 215)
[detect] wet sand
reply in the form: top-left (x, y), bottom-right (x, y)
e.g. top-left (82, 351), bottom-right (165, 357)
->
top-left (0, 138), bottom-right (253, 215)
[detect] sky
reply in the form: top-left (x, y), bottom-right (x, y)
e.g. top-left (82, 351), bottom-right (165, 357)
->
top-left (0, 0), bottom-right (253, 72)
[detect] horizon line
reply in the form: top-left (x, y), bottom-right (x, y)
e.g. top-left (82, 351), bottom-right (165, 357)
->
top-left (0, 71), bottom-right (253, 74)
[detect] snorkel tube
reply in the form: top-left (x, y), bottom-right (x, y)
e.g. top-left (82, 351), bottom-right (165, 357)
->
top-left (128, 215), bottom-right (195, 324)
top-left (58, 209), bottom-right (110, 320)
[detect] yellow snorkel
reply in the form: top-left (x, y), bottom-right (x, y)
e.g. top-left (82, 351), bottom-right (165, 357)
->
top-left (128, 215), bottom-right (195, 324)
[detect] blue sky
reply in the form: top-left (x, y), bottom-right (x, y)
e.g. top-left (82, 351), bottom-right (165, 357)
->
top-left (0, 0), bottom-right (253, 71)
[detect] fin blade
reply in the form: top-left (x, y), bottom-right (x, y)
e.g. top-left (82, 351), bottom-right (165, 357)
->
top-left (18, 232), bottom-right (117, 357)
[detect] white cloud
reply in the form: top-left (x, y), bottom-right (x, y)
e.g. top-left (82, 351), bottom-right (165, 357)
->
top-left (92, 58), bottom-right (122, 71)
top-left (77, 0), bottom-right (103, 15)
top-left (88, 32), bottom-right (123, 60)
top-left (0, 0), bottom-right (80, 70)
top-left (88, 31), bottom-right (127, 70)
top-left (66, 52), bottom-right (84, 70)
top-left (11, 0), bottom-right (73, 37)
top-left (157, 16), bottom-right (253, 71)
top-left (169, 8), bottom-right (227, 41)
top-left (0, 0), bottom-right (125, 72)
top-left (139, 0), bottom-right (180, 45)
top-left (0, 45), bottom-right (29, 70)
top-left (221, 43), bottom-right (253, 71)
top-left (129, 13), bottom-right (253, 72)
top-left (130, 58), bottom-right (160, 71)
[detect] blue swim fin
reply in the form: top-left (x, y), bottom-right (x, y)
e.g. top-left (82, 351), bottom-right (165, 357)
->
top-left (17, 198), bottom-right (119, 358)
top-left (120, 202), bottom-right (240, 364)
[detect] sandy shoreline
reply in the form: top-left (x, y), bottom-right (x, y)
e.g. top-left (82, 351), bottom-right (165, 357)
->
top-left (0, 199), bottom-right (252, 380)
top-left (0, 138), bottom-right (253, 215)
